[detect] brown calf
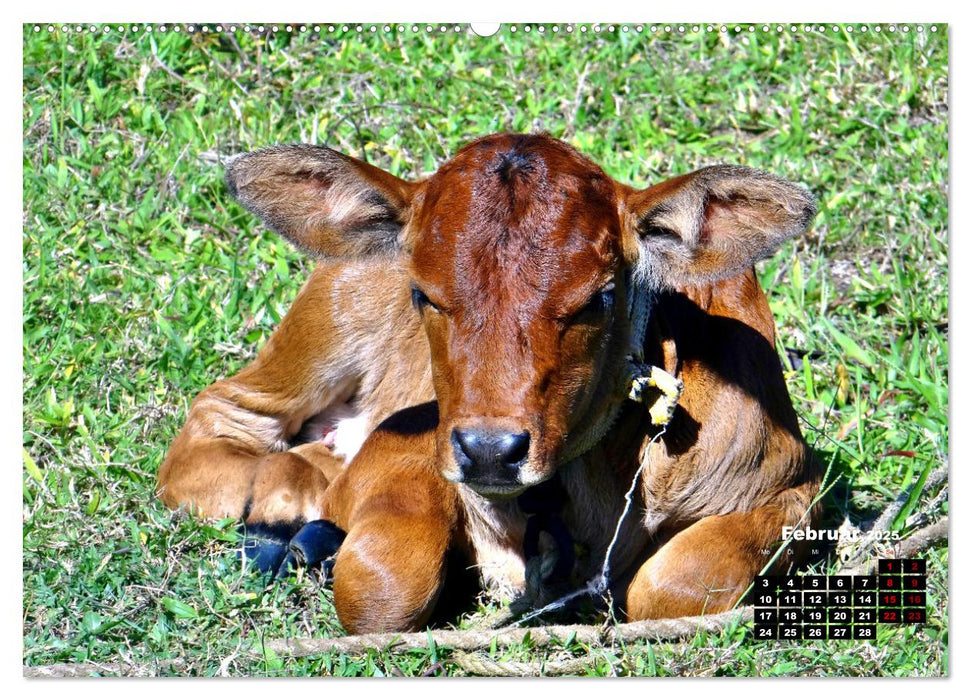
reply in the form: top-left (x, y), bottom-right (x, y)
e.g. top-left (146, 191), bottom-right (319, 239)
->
top-left (157, 133), bottom-right (821, 633)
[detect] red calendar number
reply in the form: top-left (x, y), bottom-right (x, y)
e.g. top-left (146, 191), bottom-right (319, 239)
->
top-left (904, 609), bottom-right (927, 624)
top-left (879, 609), bottom-right (901, 623)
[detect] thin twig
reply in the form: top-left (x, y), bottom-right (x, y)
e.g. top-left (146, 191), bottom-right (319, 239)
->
top-left (844, 466), bottom-right (948, 570)
top-left (197, 44), bottom-right (251, 97)
top-left (222, 30), bottom-right (252, 67)
top-left (150, 47), bottom-right (208, 95)
top-left (563, 62), bottom-right (590, 138)
top-left (894, 517), bottom-right (948, 560)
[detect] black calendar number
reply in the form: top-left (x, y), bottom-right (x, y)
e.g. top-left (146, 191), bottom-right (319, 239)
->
top-left (879, 560), bottom-right (899, 574)
top-left (756, 592), bottom-right (776, 606)
top-left (755, 608), bottom-right (777, 623)
top-left (781, 576), bottom-right (802, 590)
top-left (829, 625), bottom-right (851, 639)
top-left (854, 608), bottom-right (876, 623)
top-left (828, 591), bottom-right (851, 607)
top-left (804, 625), bottom-right (826, 639)
top-left (853, 575), bottom-right (876, 590)
top-left (804, 609), bottom-right (826, 623)
top-left (779, 609), bottom-right (801, 624)
top-left (853, 625), bottom-right (876, 640)
top-left (804, 592), bottom-right (826, 607)
top-left (754, 624), bottom-right (777, 639)
top-left (828, 608), bottom-right (850, 623)
top-left (805, 575), bottom-right (826, 590)
top-left (779, 592), bottom-right (801, 607)
top-left (880, 575), bottom-right (901, 590)
top-left (828, 575), bottom-right (851, 590)
top-left (854, 591), bottom-right (876, 606)
top-left (779, 625), bottom-right (801, 640)
top-left (755, 575), bottom-right (777, 590)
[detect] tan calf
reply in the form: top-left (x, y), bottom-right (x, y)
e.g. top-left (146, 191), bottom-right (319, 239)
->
top-left (158, 134), bottom-right (820, 633)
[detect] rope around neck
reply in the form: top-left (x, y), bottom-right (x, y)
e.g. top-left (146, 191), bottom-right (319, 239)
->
top-left (557, 277), bottom-right (682, 465)
top-left (513, 277), bottom-right (686, 624)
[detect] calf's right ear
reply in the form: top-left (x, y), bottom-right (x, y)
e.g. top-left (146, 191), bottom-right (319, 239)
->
top-left (225, 145), bottom-right (417, 258)
top-left (622, 165), bottom-right (816, 289)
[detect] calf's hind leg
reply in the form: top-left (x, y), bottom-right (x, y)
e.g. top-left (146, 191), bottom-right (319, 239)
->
top-left (157, 266), bottom-right (362, 522)
top-left (625, 490), bottom-right (818, 620)
top-left (157, 267), bottom-right (370, 575)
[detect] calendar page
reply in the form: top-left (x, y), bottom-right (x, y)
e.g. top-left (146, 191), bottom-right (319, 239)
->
top-left (22, 19), bottom-right (948, 679)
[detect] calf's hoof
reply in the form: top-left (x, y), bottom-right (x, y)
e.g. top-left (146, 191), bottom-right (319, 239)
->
top-left (240, 519), bottom-right (346, 580)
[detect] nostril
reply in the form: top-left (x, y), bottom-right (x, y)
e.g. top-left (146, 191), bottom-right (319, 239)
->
top-left (500, 431), bottom-right (530, 467)
top-left (452, 427), bottom-right (530, 476)
top-left (452, 428), bottom-right (476, 469)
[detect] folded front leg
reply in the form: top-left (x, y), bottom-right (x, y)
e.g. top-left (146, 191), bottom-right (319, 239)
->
top-left (323, 403), bottom-right (460, 634)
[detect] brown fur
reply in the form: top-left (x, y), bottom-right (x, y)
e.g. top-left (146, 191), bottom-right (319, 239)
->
top-left (157, 134), bottom-right (821, 634)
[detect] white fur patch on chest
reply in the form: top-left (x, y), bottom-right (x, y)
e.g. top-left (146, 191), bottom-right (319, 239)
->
top-left (330, 413), bottom-right (370, 462)
top-left (471, 537), bottom-right (527, 599)
top-left (459, 488), bottom-right (528, 599)
top-left (294, 403), bottom-right (370, 463)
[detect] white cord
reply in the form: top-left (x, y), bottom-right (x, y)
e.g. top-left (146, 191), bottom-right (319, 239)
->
top-left (516, 425), bottom-right (669, 626)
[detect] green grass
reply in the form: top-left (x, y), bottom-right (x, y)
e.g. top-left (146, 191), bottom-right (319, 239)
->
top-left (23, 23), bottom-right (948, 677)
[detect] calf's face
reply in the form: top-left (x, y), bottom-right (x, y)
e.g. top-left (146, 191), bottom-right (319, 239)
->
top-left (226, 133), bottom-right (815, 498)
top-left (406, 136), bottom-right (630, 495)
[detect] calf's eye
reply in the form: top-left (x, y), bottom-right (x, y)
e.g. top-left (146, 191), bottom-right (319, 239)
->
top-left (573, 281), bottom-right (615, 322)
top-left (411, 285), bottom-right (440, 314)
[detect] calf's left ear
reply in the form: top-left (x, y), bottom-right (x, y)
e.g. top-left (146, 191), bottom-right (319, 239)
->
top-left (225, 145), bottom-right (416, 259)
top-left (622, 166), bottom-right (816, 288)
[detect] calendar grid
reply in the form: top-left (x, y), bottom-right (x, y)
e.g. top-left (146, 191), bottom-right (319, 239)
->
top-left (753, 559), bottom-right (927, 640)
